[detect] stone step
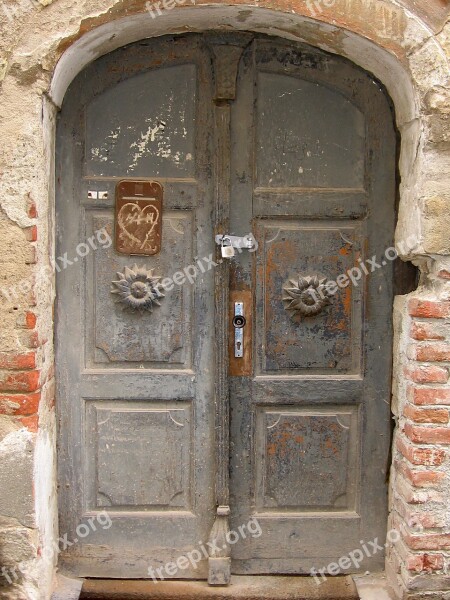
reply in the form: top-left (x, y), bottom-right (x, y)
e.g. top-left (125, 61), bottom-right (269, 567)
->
top-left (80, 575), bottom-right (359, 600)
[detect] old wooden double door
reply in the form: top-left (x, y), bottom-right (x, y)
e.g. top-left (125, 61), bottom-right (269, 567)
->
top-left (56, 33), bottom-right (395, 580)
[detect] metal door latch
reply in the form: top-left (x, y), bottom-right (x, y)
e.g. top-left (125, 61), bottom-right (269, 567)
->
top-left (233, 302), bottom-right (246, 357)
top-left (215, 234), bottom-right (257, 251)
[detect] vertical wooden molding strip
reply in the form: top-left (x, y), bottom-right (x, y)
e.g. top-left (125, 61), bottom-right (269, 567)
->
top-left (208, 39), bottom-right (245, 587)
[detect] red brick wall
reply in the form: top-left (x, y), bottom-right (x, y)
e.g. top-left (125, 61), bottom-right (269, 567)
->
top-left (0, 205), bottom-right (53, 434)
top-left (391, 296), bottom-right (450, 588)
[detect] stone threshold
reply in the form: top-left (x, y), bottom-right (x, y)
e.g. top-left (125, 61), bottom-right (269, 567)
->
top-left (51, 573), bottom-right (397, 600)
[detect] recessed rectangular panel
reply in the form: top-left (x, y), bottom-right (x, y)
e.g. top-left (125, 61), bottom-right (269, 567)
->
top-left (256, 72), bottom-right (365, 189)
top-left (85, 65), bottom-right (196, 178)
top-left (255, 406), bottom-right (359, 513)
top-left (86, 401), bottom-right (192, 511)
top-left (86, 211), bottom-right (193, 368)
top-left (257, 220), bottom-right (363, 374)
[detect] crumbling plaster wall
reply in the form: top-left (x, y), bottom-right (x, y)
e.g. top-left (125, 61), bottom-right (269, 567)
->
top-left (0, 1), bottom-right (448, 599)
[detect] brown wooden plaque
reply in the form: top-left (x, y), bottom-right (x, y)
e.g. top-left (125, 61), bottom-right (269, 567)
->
top-left (115, 180), bottom-right (163, 255)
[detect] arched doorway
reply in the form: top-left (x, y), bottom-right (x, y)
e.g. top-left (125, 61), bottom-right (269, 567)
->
top-left (55, 32), bottom-right (396, 583)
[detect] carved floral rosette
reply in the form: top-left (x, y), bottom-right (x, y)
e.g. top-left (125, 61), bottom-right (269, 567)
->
top-left (282, 275), bottom-right (332, 317)
top-left (111, 264), bottom-right (164, 312)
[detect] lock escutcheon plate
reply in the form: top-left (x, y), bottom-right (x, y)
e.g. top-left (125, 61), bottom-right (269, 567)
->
top-left (234, 302), bottom-right (244, 358)
top-left (229, 290), bottom-right (252, 377)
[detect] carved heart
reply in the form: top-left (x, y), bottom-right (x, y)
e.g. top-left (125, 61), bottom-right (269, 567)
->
top-left (118, 202), bottom-right (160, 251)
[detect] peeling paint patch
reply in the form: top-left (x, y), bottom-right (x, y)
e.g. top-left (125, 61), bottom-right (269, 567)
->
top-left (129, 119), bottom-right (167, 170)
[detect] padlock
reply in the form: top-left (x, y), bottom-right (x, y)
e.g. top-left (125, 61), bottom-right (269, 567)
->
top-left (221, 237), bottom-right (235, 258)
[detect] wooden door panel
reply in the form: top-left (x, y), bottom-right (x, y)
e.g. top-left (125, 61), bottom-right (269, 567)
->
top-left (87, 211), bottom-right (193, 367)
top-left (255, 406), bottom-right (359, 512)
top-left (251, 378), bottom-right (364, 404)
top-left (256, 72), bottom-right (365, 189)
top-left (85, 402), bottom-right (192, 511)
top-left (85, 65), bottom-right (197, 179)
top-left (256, 220), bottom-right (363, 374)
top-left (253, 189), bottom-right (368, 219)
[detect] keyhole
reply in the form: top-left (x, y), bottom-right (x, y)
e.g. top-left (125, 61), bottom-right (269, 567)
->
top-left (237, 341), bottom-right (242, 351)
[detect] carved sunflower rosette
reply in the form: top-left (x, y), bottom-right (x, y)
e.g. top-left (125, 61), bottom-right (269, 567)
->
top-left (282, 275), bottom-right (332, 317)
top-left (111, 264), bottom-right (165, 313)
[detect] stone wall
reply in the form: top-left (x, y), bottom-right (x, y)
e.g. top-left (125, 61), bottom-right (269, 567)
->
top-left (0, 1), bottom-right (448, 599)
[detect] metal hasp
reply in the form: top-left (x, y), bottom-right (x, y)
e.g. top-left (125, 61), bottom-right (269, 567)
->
top-left (215, 234), bottom-right (256, 250)
top-left (233, 302), bottom-right (245, 357)
top-left (115, 180), bottom-right (163, 256)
